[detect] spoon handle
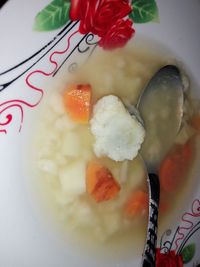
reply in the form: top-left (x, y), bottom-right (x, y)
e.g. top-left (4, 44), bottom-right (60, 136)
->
top-left (142, 173), bottom-right (160, 267)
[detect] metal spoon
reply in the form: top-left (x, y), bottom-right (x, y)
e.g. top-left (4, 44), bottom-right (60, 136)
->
top-left (139, 65), bottom-right (184, 173)
top-left (129, 65), bottom-right (184, 267)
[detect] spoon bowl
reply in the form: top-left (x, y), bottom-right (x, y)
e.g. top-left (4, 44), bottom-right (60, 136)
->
top-left (138, 65), bottom-right (184, 172)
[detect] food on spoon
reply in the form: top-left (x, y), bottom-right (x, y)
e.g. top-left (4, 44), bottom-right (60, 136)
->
top-left (63, 83), bottom-right (92, 123)
top-left (86, 160), bottom-right (120, 202)
top-left (90, 95), bottom-right (145, 161)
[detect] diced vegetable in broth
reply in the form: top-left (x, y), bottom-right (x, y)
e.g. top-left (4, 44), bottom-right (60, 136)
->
top-left (63, 84), bottom-right (92, 123)
top-left (59, 161), bottom-right (86, 197)
top-left (86, 160), bottom-right (121, 202)
top-left (61, 131), bottom-right (81, 157)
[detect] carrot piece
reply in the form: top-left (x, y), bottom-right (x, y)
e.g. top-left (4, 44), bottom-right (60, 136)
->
top-left (159, 196), bottom-right (170, 217)
top-left (124, 191), bottom-right (149, 218)
top-left (159, 140), bottom-right (193, 193)
top-left (63, 84), bottom-right (92, 123)
top-left (86, 161), bottom-right (120, 202)
top-left (190, 114), bottom-right (200, 132)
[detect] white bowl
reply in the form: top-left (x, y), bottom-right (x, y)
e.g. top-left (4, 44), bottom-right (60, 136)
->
top-left (0, 0), bottom-right (200, 266)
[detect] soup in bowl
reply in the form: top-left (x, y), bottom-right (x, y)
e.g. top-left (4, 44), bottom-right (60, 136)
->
top-left (31, 41), bottom-right (200, 262)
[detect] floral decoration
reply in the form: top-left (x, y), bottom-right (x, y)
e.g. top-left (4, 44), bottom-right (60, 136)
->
top-left (69, 0), bottom-right (134, 49)
top-left (33, 0), bottom-right (160, 50)
top-left (158, 198), bottom-right (200, 266)
top-left (69, 0), bottom-right (132, 36)
top-left (156, 249), bottom-right (183, 267)
top-left (98, 18), bottom-right (134, 49)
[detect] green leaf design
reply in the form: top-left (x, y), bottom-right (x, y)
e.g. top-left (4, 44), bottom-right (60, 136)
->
top-left (181, 243), bottom-right (196, 264)
top-left (33, 0), bottom-right (71, 31)
top-left (129, 0), bottom-right (159, 24)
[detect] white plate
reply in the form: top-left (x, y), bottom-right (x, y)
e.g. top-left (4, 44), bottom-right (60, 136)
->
top-left (0, 0), bottom-right (200, 266)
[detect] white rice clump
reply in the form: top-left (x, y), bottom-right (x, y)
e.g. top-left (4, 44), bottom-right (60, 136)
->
top-left (90, 95), bottom-right (145, 161)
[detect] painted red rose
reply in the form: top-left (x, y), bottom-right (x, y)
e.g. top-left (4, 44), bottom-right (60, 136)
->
top-left (156, 249), bottom-right (183, 267)
top-left (99, 19), bottom-right (134, 49)
top-left (69, 0), bottom-right (132, 36)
